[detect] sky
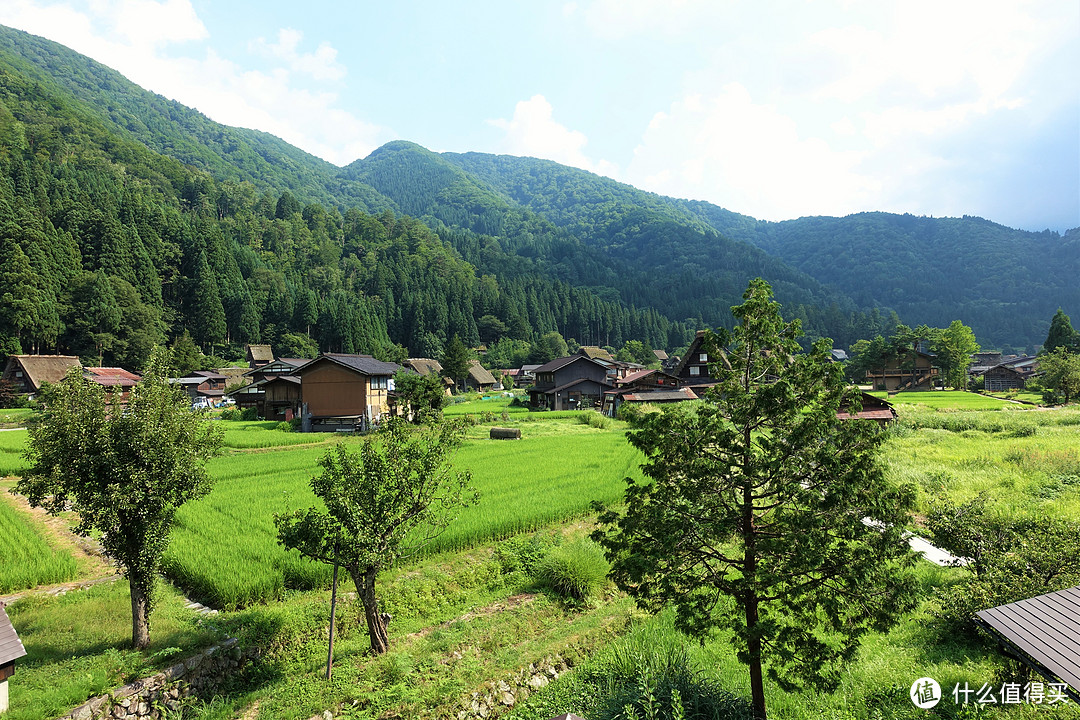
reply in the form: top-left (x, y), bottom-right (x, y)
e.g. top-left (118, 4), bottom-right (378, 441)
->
top-left (0, 0), bottom-right (1077, 232)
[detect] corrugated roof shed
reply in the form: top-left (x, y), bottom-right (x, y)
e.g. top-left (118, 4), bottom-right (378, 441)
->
top-left (0, 603), bottom-right (27, 666)
top-left (975, 585), bottom-right (1080, 698)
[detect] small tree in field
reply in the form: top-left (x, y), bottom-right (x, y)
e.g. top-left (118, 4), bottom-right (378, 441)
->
top-left (16, 347), bottom-right (222, 649)
top-left (594, 279), bottom-right (919, 720)
top-left (275, 419), bottom-right (477, 654)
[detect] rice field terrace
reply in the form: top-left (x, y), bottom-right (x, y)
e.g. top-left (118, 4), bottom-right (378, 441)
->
top-left (0, 493), bottom-right (79, 593)
top-left (162, 414), bottom-right (643, 609)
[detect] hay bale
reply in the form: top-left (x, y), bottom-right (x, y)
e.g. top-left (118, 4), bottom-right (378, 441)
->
top-left (489, 427), bottom-right (521, 440)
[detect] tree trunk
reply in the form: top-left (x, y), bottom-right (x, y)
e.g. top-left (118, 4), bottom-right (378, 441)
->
top-left (350, 566), bottom-right (389, 654)
top-left (130, 580), bottom-right (151, 650)
top-left (745, 593), bottom-right (767, 720)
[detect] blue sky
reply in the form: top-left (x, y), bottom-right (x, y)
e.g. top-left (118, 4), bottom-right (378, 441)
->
top-left (1, 0), bottom-right (1077, 232)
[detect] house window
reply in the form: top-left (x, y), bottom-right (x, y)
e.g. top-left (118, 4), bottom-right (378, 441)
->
top-left (689, 366), bottom-right (700, 376)
top-left (699, 353), bottom-right (708, 363)
top-left (371, 376), bottom-right (388, 390)
top-left (14, 371), bottom-right (22, 378)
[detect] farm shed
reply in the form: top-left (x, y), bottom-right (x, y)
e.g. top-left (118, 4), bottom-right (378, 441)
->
top-left (837, 392), bottom-right (897, 428)
top-left (296, 354), bottom-right (401, 431)
top-left (0, 355), bottom-right (80, 398)
top-left (84, 366), bottom-right (141, 404)
top-left (974, 585), bottom-right (1080, 702)
top-left (0, 602), bottom-right (27, 713)
top-left (983, 356), bottom-right (1039, 392)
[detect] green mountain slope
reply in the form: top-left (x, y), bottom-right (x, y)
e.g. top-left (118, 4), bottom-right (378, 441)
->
top-left (0, 24), bottom-right (392, 213)
top-left (680, 208), bottom-right (1080, 350)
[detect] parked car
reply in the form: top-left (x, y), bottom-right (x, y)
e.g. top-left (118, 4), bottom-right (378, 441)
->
top-left (190, 397), bottom-right (211, 411)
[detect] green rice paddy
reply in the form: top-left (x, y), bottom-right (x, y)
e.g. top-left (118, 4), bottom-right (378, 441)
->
top-left (0, 496), bottom-right (78, 593)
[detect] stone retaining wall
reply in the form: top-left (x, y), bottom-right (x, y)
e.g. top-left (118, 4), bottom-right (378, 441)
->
top-left (59, 638), bottom-right (249, 720)
top-left (456, 655), bottom-right (571, 719)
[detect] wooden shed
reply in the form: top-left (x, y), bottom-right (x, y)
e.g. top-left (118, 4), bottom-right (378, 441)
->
top-left (0, 603), bottom-right (27, 713)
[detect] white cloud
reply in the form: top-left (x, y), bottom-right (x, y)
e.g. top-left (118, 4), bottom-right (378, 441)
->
top-left (627, 84), bottom-right (879, 220)
top-left (0, 0), bottom-right (382, 165)
top-left (249, 27), bottom-right (345, 82)
top-left (490, 95), bottom-right (618, 177)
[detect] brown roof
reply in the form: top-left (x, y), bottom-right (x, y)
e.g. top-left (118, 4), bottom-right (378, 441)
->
top-left (85, 367), bottom-right (141, 388)
top-left (534, 355), bottom-right (608, 374)
top-left (976, 585), bottom-right (1080, 697)
top-left (621, 388), bottom-right (698, 402)
top-left (245, 344), bottom-right (274, 363)
top-left (4, 355), bottom-right (81, 391)
top-left (577, 346), bottom-right (613, 361)
top-left (296, 354), bottom-right (401, 377)
top-left (467, 360), bottom-right (497, 386)
top-left (407, 358), bottom-right (443, 376)
top-left (653, 349), bottom-right (669, 361)
top-left (0, 603), bottom-right (27, 666)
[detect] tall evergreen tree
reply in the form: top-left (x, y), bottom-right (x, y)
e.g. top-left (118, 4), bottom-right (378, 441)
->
top-left (1043, 308), bottom-right (1079, 353)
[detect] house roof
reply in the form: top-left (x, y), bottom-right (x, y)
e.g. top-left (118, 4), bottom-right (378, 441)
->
top-left (975, 585), bottom-right (1080, 698)
top-left (85, 367), bottom-right (141, 387)
top-left (467, 359), bottom-right (496, 385)
top-left (5, 355), bottom-right (81, 391)
top-left (406, 358), bottom-right (443, 376)
top-left (615, 368), bottom-right (678, 386)
top-left (520, 365), bottom-right (542, 373)
top-left (653, 349), bottom-right (669, 361)
top-left (543, 377), bottom-right (615, 395)
top-left (621, 388), bottom-right (698, 402)
top-left (534, 354), bottom-right (608, 374)
top-left (246, 344), bottom-right (274, 363)
top-left (577, 346), bottom-right (613, 361)
top-left (190, 370), bottom-right (227, 380)
top-left (263, 375), bottom-right (301, 386)
top-left (242, 358), bottom-right (308, 378)
top-left (296, 353), bottom-right (401, 377)
top-left (0, 603), bottom-right (27, 666)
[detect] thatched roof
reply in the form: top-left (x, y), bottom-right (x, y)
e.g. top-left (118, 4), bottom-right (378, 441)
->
top-left (245, 344), bottom-right (274, 364)
top-left (406, 358), bottom-right (443, 376)
top-left (467, 359), bottom-right (496, 385)
top-left (4, 355), bottom-right (81, 392)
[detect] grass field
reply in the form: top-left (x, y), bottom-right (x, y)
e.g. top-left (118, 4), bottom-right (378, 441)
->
top-left (444, 393), bottom-right (528, 416)
top-left (870, 390), bottom-right (1021, 410)
top-left (0, 495), bottom-right (79, 592)
top-left (163, 417), bottom-right (642, 608)
top-left (885, 406), bottom-right (1080, 519)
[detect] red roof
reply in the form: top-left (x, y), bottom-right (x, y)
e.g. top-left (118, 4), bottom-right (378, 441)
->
top-left (85, 367), bottom-right (141, 387)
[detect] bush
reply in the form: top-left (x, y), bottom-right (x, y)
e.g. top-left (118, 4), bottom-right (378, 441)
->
top-left (494, 532), bottom-right (560, 576)
top-left (537, 538), bottom-right (610, 601)
top-left (577, 410), bottom-right (611, 429)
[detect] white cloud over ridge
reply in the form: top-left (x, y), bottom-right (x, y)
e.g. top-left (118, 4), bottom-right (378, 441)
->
top-left (490, 95), bottom-right (618, 178)
top-left (0, 0), bottom-right (382, 166)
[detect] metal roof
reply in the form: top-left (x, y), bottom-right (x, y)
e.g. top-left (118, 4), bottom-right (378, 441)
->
top-left (0, 604), bottom-right (27, 666)
top-left (295, 354), bottom-right (401, 377)
top-left (975, 585), bottom-right (1080, 695)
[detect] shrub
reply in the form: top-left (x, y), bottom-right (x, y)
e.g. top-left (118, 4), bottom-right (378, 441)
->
top-left (537, 538), bottom-right (610, 601)
top-left (494, 532), bottom-right (560, 576)
top-left (577, 410), bottom-right (611, 429)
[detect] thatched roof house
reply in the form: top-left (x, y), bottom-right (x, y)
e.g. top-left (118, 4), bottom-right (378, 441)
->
top-left (1, 355), bottom-right (81, 397)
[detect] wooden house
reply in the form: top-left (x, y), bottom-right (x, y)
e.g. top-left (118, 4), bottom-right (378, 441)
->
top-left (983, 356), bottom-right (1039, 392)
top-left (174, 370), bottom-right (228, 404)
top-left (1, 355), bottom-right (80, 398)
top-left (296, 354), bottom-right (402, 431)
top-left (527, 355), bottom-right (613, 411)
top-left (464, 360), bottom-right (497, 393)
top-left (404, 358), bottom-right (453, 395)
top-left (261, 374), bottom-right (302, 420)
top-left (602, 368), bottom-right (687, 416)
top-left (0, 602), bottom-right (27, 713)
top-left (84, 367), bottom-right (141, 403)
top-left (245, 344), bottom-right (274, 369)
top-left (229, 358), bottom-right (309, 416)
top-left (863, 350), bottom-right (939, 391)
top-left (673, 331), bottom-right (722, 396)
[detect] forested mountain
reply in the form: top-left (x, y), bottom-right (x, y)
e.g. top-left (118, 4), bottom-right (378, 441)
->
top-left (0, 25), bottom-right (690, 369)
top-left (677, 209), bottom-right (1080, 351)
top-left (0, 23), bottom-right (1073, 368)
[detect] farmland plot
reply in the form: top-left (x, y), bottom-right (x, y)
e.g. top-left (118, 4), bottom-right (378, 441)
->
top-left (0, 496), bottom-right (78, 592)
top-left (163, 422), bottom-right (643, 608)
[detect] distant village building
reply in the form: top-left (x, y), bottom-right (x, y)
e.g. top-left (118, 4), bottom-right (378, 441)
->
top-left (1, 355), bottom-right (80, 398)
top-left (84, 367), bottom-right (141, 403)
top-left (863, 350), bottom-right (939, 391)
top-left (244, 344), bottom-right (274, 369)
top-left (464, 360), bottom-right (497, 393)
top-left (229, 358), bottom-right (308, 416)
top-left (527, 355), bottom-right (613, 411)
top-left (982, 356), bottom-right (1039, 392)
top-left (673, 331), bottom-right (722, 396)
top-left (837, 392), bottom-right (897, 428)
top-left (174, 370), bottom-right (228, 405)
top-left (403, 358), bottom-right (453, 395)
top-left (295, 354), bottom-right (401, 431)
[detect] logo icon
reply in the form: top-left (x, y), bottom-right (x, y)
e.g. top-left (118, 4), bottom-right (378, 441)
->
top-left (911, 677), bottom-right (942, 709)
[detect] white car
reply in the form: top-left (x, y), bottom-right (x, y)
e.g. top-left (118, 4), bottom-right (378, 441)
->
top-left (190, 397), bottom-right (212, 411)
